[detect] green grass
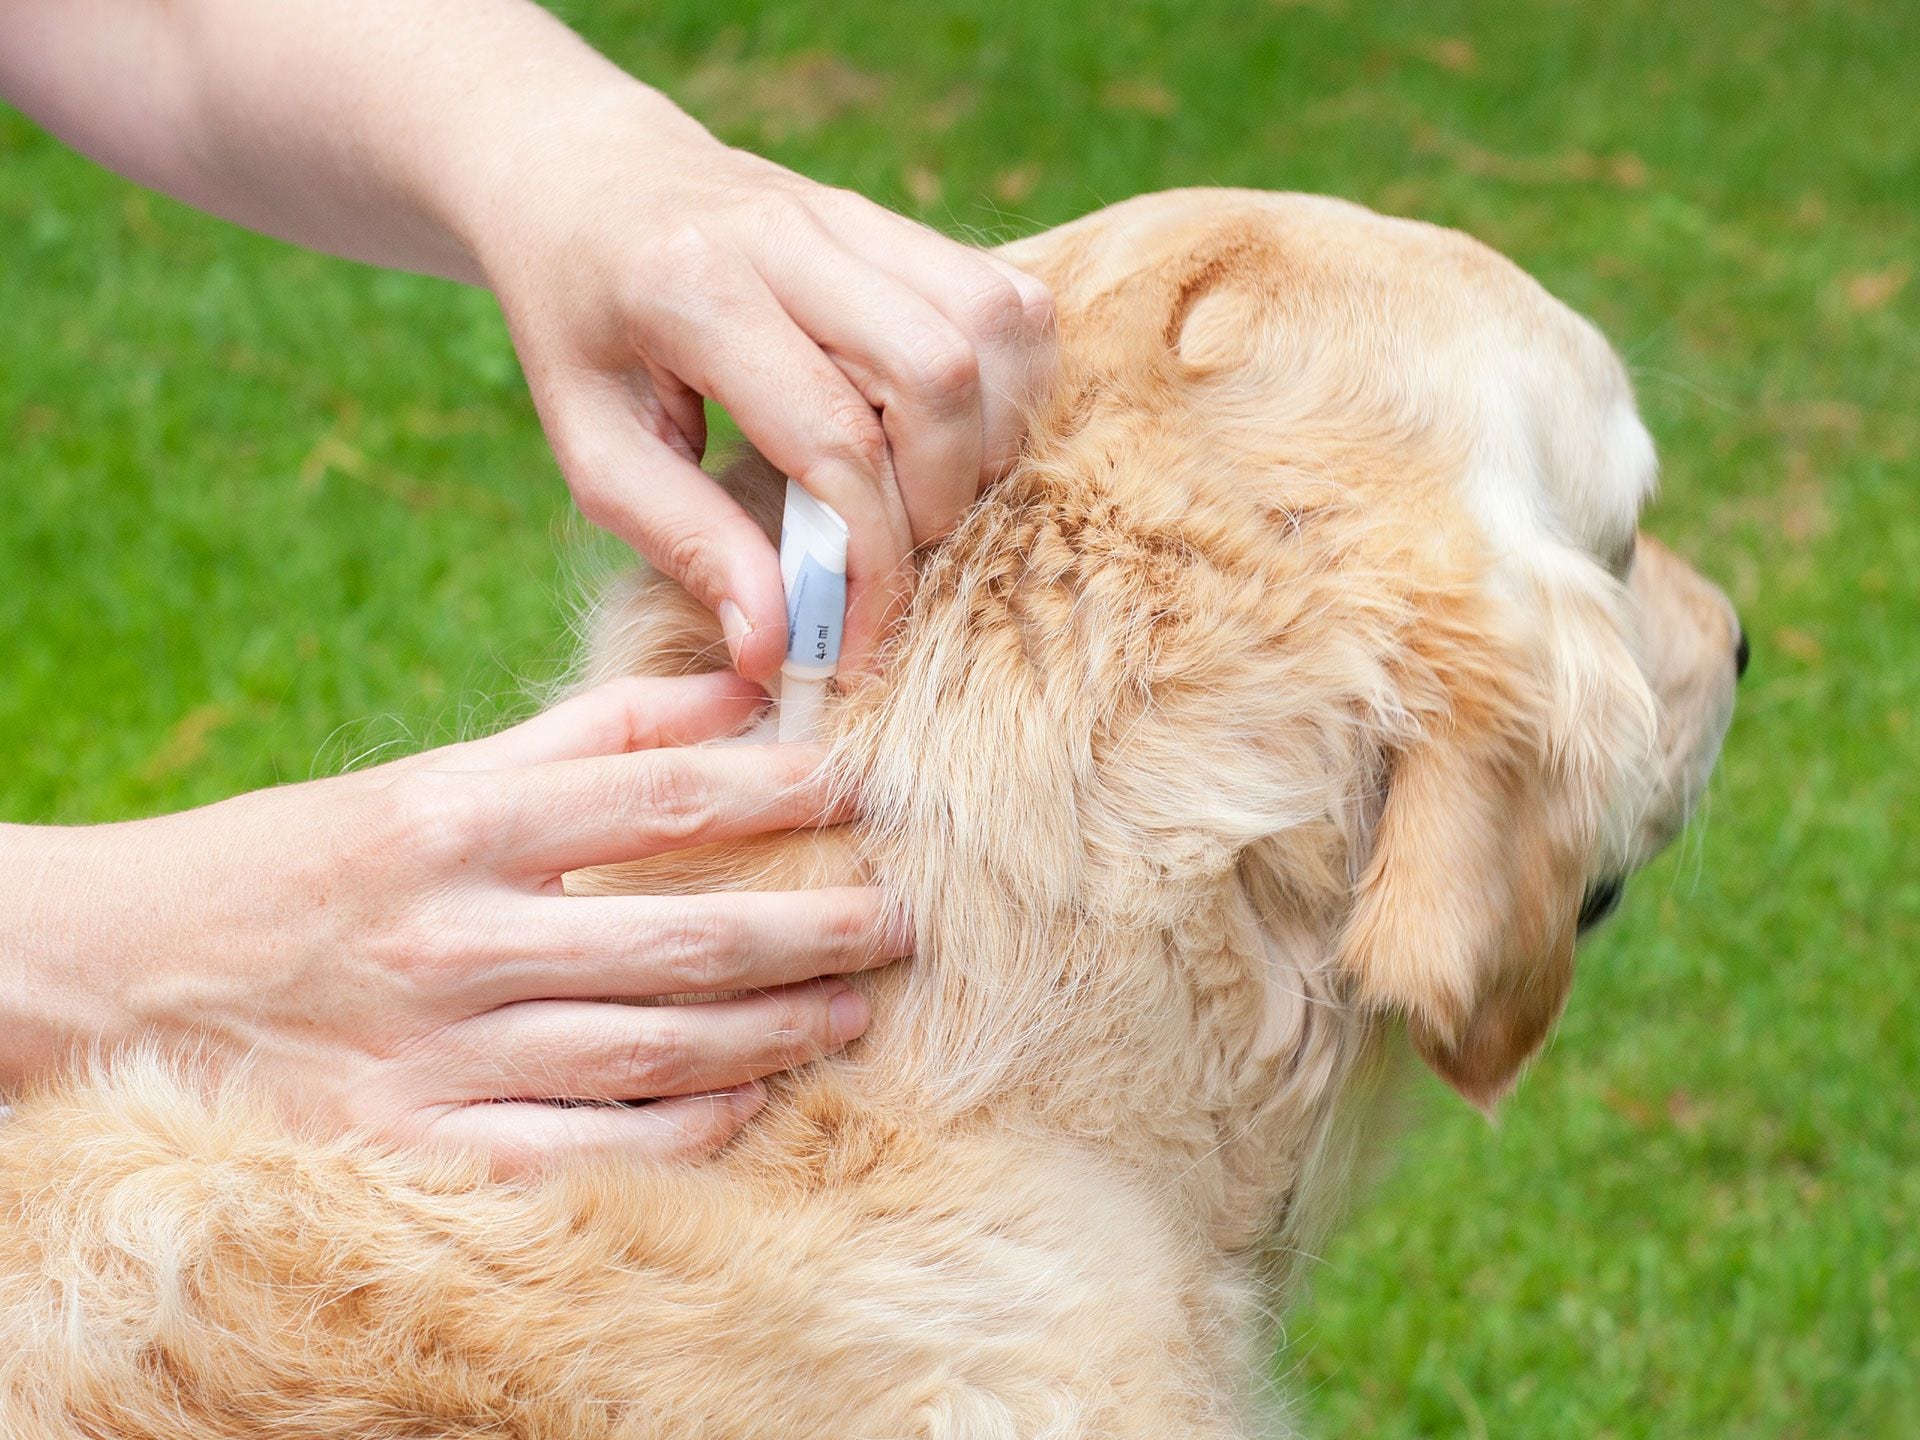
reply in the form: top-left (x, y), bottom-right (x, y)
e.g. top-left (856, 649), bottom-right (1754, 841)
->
top-left (3, 1), bottom-right (1915, 1433)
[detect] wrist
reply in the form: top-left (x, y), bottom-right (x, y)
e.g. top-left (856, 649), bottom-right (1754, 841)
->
top-left (439, 79), bottom-right (723, 290)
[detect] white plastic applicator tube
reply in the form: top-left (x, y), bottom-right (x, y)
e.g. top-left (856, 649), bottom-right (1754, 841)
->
top-left (777, 479), bottom-right (849, 742)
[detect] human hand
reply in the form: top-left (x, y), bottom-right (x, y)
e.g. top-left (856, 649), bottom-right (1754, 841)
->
top-left (460, 96), bottom-right (1056, 680)
top-left (0, 674), bottom-right (905, 1172)
top-left (2, 1), bottom-right (1053, 674)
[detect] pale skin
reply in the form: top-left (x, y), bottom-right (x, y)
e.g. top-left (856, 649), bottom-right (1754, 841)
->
top-left (0, 0), bottom-right (1054, 1166)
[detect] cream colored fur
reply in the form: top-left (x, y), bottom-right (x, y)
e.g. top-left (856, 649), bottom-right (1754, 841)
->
top-left (0, 190), bottom-right (1739, 1438)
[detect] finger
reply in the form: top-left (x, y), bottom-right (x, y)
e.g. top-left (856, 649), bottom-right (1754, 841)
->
top-left (976, 250), bottom-right (1060, 463)
top-left (841, 207), bottom-right (1056, 483)
top-left (448, 673), bottom-right (768, 772)
top-left (423, 1084), bottom-right (766, 1174)
top-left (754, 228), bottom-right (984, 546)
top-left (540, 371), bottom-right (789, 680)
top-left (447, 980), bottom-right (870, 1103)
top-left (485, 742), bottom-right (850, 875)
top-left (462, 888), bottom-right (911, 1008)
top-left (978, 250), bottom-right (1060, 347)
top-left (633, 252), bottom-right (915, 672)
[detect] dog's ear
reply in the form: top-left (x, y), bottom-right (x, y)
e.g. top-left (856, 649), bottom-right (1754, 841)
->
top-left (1335, 695), bottom-right (1591, 1111)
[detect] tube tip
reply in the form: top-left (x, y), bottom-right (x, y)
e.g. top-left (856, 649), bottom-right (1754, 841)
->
top-left (778, 675), bottom-right (829, 742)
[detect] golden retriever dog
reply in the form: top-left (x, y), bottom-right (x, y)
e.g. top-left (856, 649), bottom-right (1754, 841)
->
top-left (0, 189), bottom-right (1741, 1437)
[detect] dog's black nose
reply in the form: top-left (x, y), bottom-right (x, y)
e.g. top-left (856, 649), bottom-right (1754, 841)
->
top-left (1734, 624), bottom-right (1751, 681)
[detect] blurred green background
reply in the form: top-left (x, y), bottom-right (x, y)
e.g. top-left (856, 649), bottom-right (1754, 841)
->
top-left (2, 1), bottom-right (1914, 1434)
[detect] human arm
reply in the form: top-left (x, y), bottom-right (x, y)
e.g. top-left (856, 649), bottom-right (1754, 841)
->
top-left (0, 0), bottom-right (1056, 676)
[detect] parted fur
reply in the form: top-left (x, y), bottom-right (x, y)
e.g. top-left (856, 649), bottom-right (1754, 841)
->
top-left (0, 190), bottom-right (1738, 1438)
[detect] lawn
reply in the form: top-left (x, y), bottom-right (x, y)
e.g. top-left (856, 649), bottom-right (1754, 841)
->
top-left (2, 1), bottom-right (1914, 1434)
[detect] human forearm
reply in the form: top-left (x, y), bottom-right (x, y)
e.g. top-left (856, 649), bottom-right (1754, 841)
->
top-left (0, 810), bottom-right (310, 1097)
top-left (0, 823), bottom-right (112, 1094)
top-left (0, 0), bottom-right (707, 283)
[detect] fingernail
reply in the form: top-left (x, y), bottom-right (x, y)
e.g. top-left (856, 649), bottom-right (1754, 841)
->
top-left (718, 600), bottom-right (753, 672)
top-left (827, 988), bottom-right (870, 1045)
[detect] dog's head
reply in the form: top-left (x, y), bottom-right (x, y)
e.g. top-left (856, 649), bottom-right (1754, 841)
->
top-left (998, 190), bottom-right (1742, 1109)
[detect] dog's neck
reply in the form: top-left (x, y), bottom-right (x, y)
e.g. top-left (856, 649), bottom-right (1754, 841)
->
top-left (820, 373), bottom-right (1414, 1255)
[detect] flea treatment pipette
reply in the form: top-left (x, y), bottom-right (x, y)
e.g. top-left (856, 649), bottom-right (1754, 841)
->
top-left (776, 479), bottom-right (848, 742)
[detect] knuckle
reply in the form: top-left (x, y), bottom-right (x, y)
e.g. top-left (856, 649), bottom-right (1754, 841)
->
top-left (815, 184), bottom-right (868, 215)
top-left (379, 773), bottom-right (483, 862)
top-left (899, 328), bottom-right (981, 409)
top-left (1015, 278), bottom-right (1056, 337)
top-left (329, 1092), bottom-right (403, 1146)
top-left (825, 894), bottom-right (877, 950)
top-left (660, 1101), bottom-right (739, 1160)
top-left (358, 884), bottom-right (485, 994)
top-left (651, 517), bottom-right (743, 605)
top-left (629, 225), bottom-right (742, 334)
top-left (738, 190), bottom-right (801, 240)
top-left (626, 756), bottom-right (718, 847)
top-left (962, 278), bottom-right (1028, 344)
top-left (369, 916), bottom-right (456, 987)
top-left (486, 1136), bottom-right (547, 1176)
top-left (649, 222), bottom-right (724, 287)
top-left (794, 183), bottom-right (866, 236)
top-left (614, 1014), bottom-right (689, 1096)
top-left (655, 904), bottom-right (745, 991)
top-left (774, 996), bottom-right (834, 1064)
top-left (818, 396), bottom-right (892, 478)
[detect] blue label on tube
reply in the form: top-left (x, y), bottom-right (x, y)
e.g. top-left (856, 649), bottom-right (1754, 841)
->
top-left (785, 552), bottom-right (846, 669)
